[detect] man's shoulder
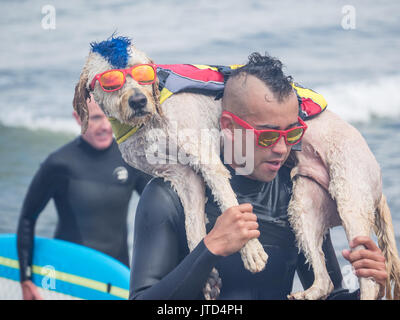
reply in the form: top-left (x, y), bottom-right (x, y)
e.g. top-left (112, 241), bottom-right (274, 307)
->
top-left (38, 138), bottom-right (80, 171)
top-left (140, 177), bottom-right (183, 211)
top-left (45, 137), bottom-right (80, 161)
top-left (279, 165), bottom-right (292, 182)
top-left (136, 177), bottom-right (184, 226)
top-left (278, 165), bottom-right (293, 197)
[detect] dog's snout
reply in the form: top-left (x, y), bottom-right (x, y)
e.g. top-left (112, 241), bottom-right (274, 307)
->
top-left (129, 93), bottom-right (147, 111)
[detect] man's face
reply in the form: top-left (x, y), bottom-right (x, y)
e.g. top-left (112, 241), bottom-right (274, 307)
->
top-left (75, 98), bottom-right (114, 150)
top-left (222, 74), bottom-right (299, 182)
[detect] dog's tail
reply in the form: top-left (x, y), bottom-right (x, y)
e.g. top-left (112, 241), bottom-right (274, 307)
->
top-left (374, 194), bottom-right (400, 299)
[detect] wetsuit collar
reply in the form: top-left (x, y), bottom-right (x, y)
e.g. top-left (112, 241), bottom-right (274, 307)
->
top-left (78, 136), bottom-right (115, 154)
top-left (225, 164), bottom-right (267, 195)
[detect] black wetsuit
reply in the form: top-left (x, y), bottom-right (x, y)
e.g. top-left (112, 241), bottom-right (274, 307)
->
top-left (17, 137), bottom-right (151, 282)
top-left (130, 164), bottom-right (359, 300)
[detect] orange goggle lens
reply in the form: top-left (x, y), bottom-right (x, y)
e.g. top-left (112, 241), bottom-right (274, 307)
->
top-left (97, 65), bottom-right (156, 91)
top-left (130, 65), bottom-right (156, 84)
top-left (100, 71), bottom-right (124, 91)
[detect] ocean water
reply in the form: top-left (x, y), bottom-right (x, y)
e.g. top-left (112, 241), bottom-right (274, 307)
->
top-left (0, 0), bottom-right (399, 294)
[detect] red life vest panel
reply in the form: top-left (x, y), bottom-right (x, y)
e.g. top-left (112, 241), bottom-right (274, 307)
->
top-left (291, 82), bottom-right (327, 119)
top-left (156, 64), bottom-right (241, 104)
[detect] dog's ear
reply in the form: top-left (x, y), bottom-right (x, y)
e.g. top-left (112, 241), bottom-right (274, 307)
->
top-left (73, 72), bottom-right (90, 133)
top-left (153, 80), bottom-right (163, 116)
top-left (150, 60), bottom-right (163, 116)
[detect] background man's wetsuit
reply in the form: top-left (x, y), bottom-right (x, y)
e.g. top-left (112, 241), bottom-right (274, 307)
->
top-left (130, 164), bottom-right (359, 300)
top-left (17, 137), bottom-right (151, 283)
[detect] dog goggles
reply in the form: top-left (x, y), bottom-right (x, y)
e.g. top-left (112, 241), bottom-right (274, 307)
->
top-left (222, 110), bottom-right (307, 148)
top-left (90, 64), bottom-right (157, 92)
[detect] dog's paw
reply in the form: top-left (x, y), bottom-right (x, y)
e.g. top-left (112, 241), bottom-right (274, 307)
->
top-left (360, 277), bottom-right (381, 300)
top-left (203, 268), bottom-right (222, 300)
top-left (240, 238), bottom-right (268, 273)
top-left (288, 280), bottom-right (333, 300)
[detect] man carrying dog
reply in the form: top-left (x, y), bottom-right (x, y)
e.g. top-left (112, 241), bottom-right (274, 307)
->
top-left (129, 53), bottom-right (387, 299)
top-left (17, 96), bottom-right (151, 300)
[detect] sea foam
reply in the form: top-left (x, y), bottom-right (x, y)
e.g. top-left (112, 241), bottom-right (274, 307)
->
top-left (316, 74), bottom-right (400, 123)
top-left (1, 75), bottom-right (399, 134)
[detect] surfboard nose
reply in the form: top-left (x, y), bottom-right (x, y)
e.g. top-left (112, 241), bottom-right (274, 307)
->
top-left (0, 234), bottom-right (130, 300)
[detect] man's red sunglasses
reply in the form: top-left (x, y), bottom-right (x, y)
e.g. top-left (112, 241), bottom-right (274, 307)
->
top-left (89, 64), bottom-right (157, 92)
top-left (222, 110), bottom-right (307, 148)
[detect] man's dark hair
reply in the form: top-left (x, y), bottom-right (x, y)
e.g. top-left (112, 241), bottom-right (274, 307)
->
top-left (229, 52), bottom-right (294, 102)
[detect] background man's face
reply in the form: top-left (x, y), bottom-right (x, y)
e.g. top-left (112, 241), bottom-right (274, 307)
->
top-left (74, 98), bottom-right (114, 150)
top-left (223, 75), bottom-right (299, 182)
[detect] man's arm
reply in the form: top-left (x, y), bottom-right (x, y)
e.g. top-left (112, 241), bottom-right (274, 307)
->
top-left (16, 158), bottom-right (59, 299)
top-left (129, 178), bottom-right (259, 300)
top-left (132, 169), bottom-right (152, 195)
top-left (129, 178), bottom-right (221, 299)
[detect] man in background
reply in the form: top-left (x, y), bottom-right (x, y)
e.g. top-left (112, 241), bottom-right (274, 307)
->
top-left (17, 96), bottom-right (151, 300)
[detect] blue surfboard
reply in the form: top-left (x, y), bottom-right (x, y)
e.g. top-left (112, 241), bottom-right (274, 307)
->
top-left (0, 234), bottom-right (130, 300)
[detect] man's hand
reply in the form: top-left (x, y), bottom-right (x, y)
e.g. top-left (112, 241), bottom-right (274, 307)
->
top-left (342, 236), bottom-right (387, 297)
top-left (204, 203), bottom-right (260, 256)
top-left (21, 280), bottom-right (43, 300)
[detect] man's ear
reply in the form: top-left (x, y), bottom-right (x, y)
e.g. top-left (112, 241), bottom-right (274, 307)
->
top-left (220, 112), bottom-right (236, 148)
top-left (72, 71), bottom-right (90, 134)
top-left (72, 111), bottom-right (82, 126)
top-left (220, 112), bottom-right (234, 132)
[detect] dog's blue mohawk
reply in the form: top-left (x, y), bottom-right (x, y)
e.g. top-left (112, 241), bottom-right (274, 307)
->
top-left (90, 35), bottom-right (132, 69)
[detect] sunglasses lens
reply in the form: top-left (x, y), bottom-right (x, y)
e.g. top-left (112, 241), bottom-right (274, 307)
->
top-left (258, 131), bottom-right (281, 147)
top-left (131, 65), bottom-right (155, 84)
top-left (287, 128), bottom-right (304, 144)
top-left (100, 71), bottom-right (124, 91)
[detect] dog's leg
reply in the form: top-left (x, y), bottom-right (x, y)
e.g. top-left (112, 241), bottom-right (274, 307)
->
top-left (199, 160), bottom-right (268, 273)
top-left (335, 202), bottom-right (379, 300)
top-left (174, 117), bottom-right (268, 273)
top-left (165, 165), bottom-right (222, 300)
top-left (327, 153), bottom-right (380, 300)
top-left (288, 176), bottom-right (335, 300)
